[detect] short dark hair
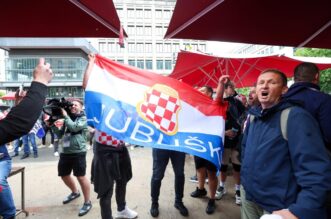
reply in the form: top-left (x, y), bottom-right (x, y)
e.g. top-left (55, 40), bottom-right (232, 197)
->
top-left (294, 62), bottom-right (319, 83)
top-left (71, 99), bottom-right (84, 106)
top-left (260, 69), bottom-right (287, 86)
top-left (224, 81), bottom-right (234, 89)
top-left (201, 85), bottom-right (213, 94)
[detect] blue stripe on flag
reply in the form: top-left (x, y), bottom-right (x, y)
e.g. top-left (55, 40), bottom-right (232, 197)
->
top-left (85, 91), bottom-right (223, 169)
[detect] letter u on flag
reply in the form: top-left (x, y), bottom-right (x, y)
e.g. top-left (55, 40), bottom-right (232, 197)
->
top-left (84, 55), bottom-right (227, 169)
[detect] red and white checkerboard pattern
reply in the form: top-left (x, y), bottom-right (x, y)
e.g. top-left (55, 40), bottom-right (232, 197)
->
top-left (140, 89), bottom-right (180, 133)
top-left (95, 130), bottom-right (124, 147)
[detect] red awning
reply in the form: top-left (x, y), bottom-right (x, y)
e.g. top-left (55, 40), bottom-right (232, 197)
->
top-left (1, 92), bottom-right (16, 101)
top-left (0, 0), bottom-right (126, 38)
top-left (169, 51), bottom-right (331, 88)
top-left (165, 0), bottom-right (331, 49)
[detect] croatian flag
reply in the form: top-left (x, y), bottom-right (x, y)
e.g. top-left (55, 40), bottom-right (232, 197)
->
top-left (85, 55), bottom-right (227, 169)
top-left (30, 120), bottom-right (45, 139)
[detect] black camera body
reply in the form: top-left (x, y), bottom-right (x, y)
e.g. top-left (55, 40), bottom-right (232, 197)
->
top-left (43, 98), bottom-right (73, 125)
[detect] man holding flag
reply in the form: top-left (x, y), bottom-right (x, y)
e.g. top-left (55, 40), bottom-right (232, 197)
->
top-left (84, 54), bottom-right (138, 219)
top-left (84, 54), bottom-right (228, 218)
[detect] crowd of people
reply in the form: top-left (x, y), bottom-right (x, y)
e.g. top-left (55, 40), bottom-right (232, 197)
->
top-left (1, 54), bottom-right (331, 219)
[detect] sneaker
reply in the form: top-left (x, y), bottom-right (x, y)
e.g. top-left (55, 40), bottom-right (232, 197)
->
top-left (78, 201), bottom-right (92, 217)
top-left (38, 144), bottom-right (46, 148)
top-left (215, 186), bottom-right (226, 200)
top-left (115, 206), bottom-right (138, 219)
top-left (190, 187), bottom-right (207, 198)
top-left (189, 175), bottom-right (198, 183)
top-left (54, 151), bottom-right (59, 157)
top-left (150, 202), bottom-right (159, 217)
top-left (63, 192), bottom-right (80, 204)
top-left (20, 154), bottom-right (29, 159)
top-left (33, 154), bottom-right (38, 158)
top-left (235, 190), bottom-right (241, 205)
top-left (48, 144), bottom-right (54, 148)
top-left (206, 199), bottom-right (216, 214)
top-left (174, 202), bottom-right (188, 216)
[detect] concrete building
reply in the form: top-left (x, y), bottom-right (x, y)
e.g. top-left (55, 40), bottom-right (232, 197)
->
top-left (0, 38), bottom-right (97, 100)
top-left (230, 44), bottom-right (294, 56)
top-left (90, 0), bottom-right (208, 75)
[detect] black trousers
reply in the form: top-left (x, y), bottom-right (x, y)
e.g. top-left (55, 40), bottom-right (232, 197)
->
top-left (99, 178), bottom-right (126, 219)
top-left (150, 148), bottom-right (185, 204)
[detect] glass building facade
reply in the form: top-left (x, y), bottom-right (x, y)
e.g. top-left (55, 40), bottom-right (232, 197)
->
top-left (5, 56), bottom-right (87, 99)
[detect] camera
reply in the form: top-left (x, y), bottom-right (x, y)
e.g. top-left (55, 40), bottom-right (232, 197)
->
top-left (43, 98), bottom-right (73, 124)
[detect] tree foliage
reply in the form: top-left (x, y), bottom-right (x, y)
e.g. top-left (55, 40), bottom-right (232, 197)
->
top-left (294, 48), bottom-right (331, 94)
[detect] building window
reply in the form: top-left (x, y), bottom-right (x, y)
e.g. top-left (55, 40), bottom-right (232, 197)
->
top-left (136, 43), bottom-right (143, 53)
top-left (155, 9), bottom-right (162, 18)
top-left (164, 43), bottom-right (171, 53)
top-left (144, 9), bottom-right (152, 18)
top-left (199, 44), bottom-right (206, 52)
top-left (128, 59), bottom-right (136, 67)
top-left (172, 43), bottom-right (180, 52)
top-left (136, 8), bottom-right (143, 18)
top-left (164, 10), bottom-right (171, 19)
top-left (165, 60), bottom-right (172, 70)
top-left (192, 44), bottom-right (198, 51)
top-left (145, 60), bottom-right (153, 70)
top-left (99, 42), bottom-right (107, 52)
top-left (155, 26), bottom-right (163, 36)
top-left (117, 59), bottom-right (124, 63)
top-left (108, 42), bottom-right (117, 53)
top-left (145, 43), bottom-right (152, 53)
top-left (137, 60), bottom-right (144, 69)
top-left (128, 25), bottom-right (135, 35)
top-left (128, 8), bottom-right (135, 18)
top-left (145, 26), bottom-right (152, 36)
top-left (136, 25), bottom-right (144, 35)
top-left (156, 43), bottom-right (163, 52)
top-left (128, 43), bottom-right (135, 52)
top-left (156, 60), bottom-right (164, 70)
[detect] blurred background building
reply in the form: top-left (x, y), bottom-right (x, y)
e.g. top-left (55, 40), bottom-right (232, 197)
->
top-left (89, 0), bottom-right (208, 75)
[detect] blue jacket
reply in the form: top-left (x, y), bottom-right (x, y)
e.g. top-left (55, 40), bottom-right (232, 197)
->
top-left (241, 100), bottom-right (331, 219)
top-left (283, 82), bottom-right (331, 150)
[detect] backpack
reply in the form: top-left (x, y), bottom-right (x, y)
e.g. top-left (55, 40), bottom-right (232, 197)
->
top-left (249, 107), bottom-right (291, 140)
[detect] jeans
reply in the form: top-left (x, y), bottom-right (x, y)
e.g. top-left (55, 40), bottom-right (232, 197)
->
top-left (13, 138), bottom-right (21, 155)
top-left (23, 133), bottom-right (38, 155)
top-left (151, 148), bottom-right (185, 204)
top-left (0, 159), bottom-right (16, 219)
top-left (42, 126), bottom-right (54, 145)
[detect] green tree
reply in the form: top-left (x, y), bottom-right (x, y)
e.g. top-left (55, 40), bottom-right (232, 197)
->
top-left (294, 48), bottom-right (331, 94)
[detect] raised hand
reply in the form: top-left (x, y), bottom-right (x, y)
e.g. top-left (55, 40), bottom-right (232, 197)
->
top-left (219, 75), bottom-right (230, 85)
top-left (33, 58), bottom-right (53, 85)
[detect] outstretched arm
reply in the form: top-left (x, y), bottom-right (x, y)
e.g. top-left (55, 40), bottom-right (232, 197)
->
top-left (82, 54), bottom-right (96, 90)
top-left (0, 58), bottom-right (53, 145)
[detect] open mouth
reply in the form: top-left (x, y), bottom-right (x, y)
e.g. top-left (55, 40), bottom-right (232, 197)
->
top-left (261, 91), bottom-right (268, 97)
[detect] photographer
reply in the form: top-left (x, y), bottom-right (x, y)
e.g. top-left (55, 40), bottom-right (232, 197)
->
top-left (51, 99), bottom-right (92, 217)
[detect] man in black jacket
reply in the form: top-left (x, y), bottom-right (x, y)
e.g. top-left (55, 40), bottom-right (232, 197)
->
top-left (0, 58), bottom-right (53, 219)
top-left (216, 81), bottom-right (246, 205)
